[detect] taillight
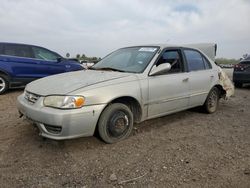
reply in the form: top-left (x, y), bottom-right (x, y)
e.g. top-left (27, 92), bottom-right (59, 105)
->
top-left (234, 64), bottom-right (246, 71)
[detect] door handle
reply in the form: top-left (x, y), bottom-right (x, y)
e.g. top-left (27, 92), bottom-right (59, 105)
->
top-left (210, 75), bottom-right (214, 78)
top-left (183, 78), bottom-right (189, 82)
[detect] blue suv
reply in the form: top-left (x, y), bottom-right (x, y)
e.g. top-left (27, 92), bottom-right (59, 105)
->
top-left (0, 42), bottom-right (84, 94)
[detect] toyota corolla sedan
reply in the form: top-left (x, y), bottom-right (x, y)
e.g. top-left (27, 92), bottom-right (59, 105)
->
top-left (17, 44), bottom-right (232, 143)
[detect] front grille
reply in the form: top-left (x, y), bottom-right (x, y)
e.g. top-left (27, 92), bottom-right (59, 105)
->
top-left (44, 124), bottom-right (62, 134)
top-left (24, 91), bottom-right (40, 104)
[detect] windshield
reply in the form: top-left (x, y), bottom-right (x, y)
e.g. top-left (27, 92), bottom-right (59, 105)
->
top-left (93, 46), bottom-right (159, 73)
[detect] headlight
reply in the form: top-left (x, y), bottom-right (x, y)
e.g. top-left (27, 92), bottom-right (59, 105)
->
top-left (44, 95), bottom-right (85, 109)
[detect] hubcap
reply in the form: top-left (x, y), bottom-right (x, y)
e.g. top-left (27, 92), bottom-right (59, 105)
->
top-left (0, 77), bottom-right (6, 92)
top-left (208, 90), bottom-right (218, 112)
top-left (107, 111), bottom-right (129, 138)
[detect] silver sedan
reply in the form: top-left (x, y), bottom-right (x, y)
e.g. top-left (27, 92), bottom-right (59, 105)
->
top-left (17, 44), bottom-right (230, 143)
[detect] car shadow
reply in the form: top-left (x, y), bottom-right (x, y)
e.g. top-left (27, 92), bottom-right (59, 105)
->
top-left (133, 110), bottom-right (197, 135)
top-left (240, 84), bottom-right (250, 90)
top-left (3, 88), bottom-right (24, 95)
top-left (36, 110), bottom-right (194, 149)
top-left (35, 105), bottom-right (211, 149)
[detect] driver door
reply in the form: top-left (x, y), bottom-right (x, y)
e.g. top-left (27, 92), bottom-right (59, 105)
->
top-left (31, 46), bottom-right (65, 77)
top-left (147, 49), bottom-right (189, 118)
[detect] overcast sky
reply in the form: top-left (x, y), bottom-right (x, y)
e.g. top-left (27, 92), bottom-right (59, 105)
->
top-left (0, 0), bottom-right (249, 58)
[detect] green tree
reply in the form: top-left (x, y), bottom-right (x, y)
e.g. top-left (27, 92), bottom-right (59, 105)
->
top-left (81, 54), bottom-right (86, 59)
top-left (66, 53), bottom-right (70, 58)
top-left (76, 54), bottom-right (81, 59)
top-left (215, 58), bottom-right (239, 65)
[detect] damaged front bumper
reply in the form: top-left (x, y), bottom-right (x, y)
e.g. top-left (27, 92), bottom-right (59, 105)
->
top-left (17, 93), bottom-right (106, 140)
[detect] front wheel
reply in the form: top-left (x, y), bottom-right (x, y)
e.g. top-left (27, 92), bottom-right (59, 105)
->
top-left (203, 87), bottom-right (219, 114)
top-left (98, 103), bottom-right (134, 144)
top-left (0, 74), bottom-right (9, 95)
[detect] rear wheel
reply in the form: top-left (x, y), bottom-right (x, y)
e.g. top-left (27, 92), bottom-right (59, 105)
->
top-left (234, 82), bottom-right (243, 88)
top-left (98, 103), bottom-right (134, 144)
top-left (0, 74), bottom-right (9, 95)
top-left (203, 87), bottom-right (219, 114)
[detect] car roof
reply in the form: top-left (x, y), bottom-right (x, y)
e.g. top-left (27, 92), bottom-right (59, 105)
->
top-left (0, 42), bottom-right (62, 57)
top-left (0, 42), bottom-right (48, 49)
top-left (123, 43), bottom-right (217, 61)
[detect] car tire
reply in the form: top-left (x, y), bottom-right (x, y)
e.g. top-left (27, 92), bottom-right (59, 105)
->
top-left (98, 103), bottom-right (134, 144)
top-left (203, 87), bottom-right (219, 114)
top-left (234, 82), bottom-right (243, 88)
top-left (0, 74), bottom-right (9, 95)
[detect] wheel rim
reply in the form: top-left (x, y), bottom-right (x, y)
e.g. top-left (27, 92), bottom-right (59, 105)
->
top-left (0, 77), bottom-right (6, 92)
top-left (207, 89), bottom-right (218, 112)
top-left (107, 110), bottom-right (130, 138)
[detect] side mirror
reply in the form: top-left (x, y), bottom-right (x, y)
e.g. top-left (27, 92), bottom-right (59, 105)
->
top-left (56, 57), bottom-right (64, 63)
top-left (149, 63), bottom-right (171, 76)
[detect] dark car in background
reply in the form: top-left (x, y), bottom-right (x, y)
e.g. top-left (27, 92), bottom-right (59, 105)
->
top-left (233, 57), bottom-right (250, 87)
top-left (0, 42), bottom-right (84, 94)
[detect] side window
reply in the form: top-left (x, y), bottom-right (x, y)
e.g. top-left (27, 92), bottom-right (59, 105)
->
top-left (203, 56), bottom-right (212, 69)
top-left (156, 50), bottom-right (183, 73)
top-left (32, 47), bottom-right (59, 61)
top-left (184, 50), bottom-right (205, 71)
top-left (2, 44), bottom-right (33, 58)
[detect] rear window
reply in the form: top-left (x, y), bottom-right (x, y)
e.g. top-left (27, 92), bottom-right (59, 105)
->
top-left (240, 61), bottom-right (250, 65)
top-left (245, 56), bottom-right (250, 60)
top-left (2, 44), bottom-right (33, 58)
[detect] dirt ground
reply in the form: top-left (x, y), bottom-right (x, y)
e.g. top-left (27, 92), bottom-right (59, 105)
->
top-left (0, 70), bottom-right (250, 188)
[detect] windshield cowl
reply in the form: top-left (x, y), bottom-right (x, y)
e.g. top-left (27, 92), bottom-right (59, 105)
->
top-left (89, 67), bottom-right (125, 72)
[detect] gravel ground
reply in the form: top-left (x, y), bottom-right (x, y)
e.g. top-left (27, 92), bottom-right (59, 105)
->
top-left (0, 70), bottom-right (249, 188)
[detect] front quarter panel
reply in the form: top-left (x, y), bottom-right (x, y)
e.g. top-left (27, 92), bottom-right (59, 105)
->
top-left (72, 77), bottom-right (142, 105)
top-left (70, 75), bottom-right (146, 119)
top-left (61, 60), bottom-right (84, 71)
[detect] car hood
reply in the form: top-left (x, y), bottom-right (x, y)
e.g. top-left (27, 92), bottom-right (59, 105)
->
top-left (26, 70), bottom-right (133, 96)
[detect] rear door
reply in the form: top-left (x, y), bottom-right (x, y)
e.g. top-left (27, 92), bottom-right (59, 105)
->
top-left (1, 43), bottom-right (40, 78)
top-left (183, 49), bottom-right (216, 107)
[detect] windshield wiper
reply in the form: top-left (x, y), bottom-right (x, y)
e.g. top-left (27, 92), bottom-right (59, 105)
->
top-left (91, 67), bottom-right (125, 72)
